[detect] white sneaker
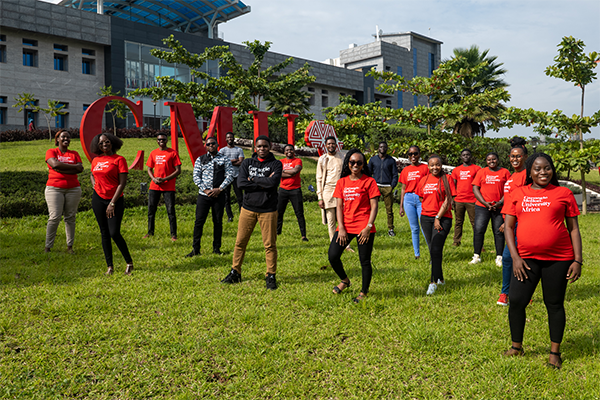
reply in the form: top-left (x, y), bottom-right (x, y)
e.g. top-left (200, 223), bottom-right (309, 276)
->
top-left (436, 279), bottom-right (445, 286)
top-left (495, 255), bottom-right (503, 267)
top-left (426, 283), bottom-right (437, 295)
top-left (469, 254), bottom-right (481, 265)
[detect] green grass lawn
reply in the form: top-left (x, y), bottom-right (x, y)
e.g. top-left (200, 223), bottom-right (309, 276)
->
top-left (1, 139), bottom-right (599, 399)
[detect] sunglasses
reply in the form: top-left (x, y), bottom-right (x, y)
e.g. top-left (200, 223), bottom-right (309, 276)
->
top-left (157, 138), bottom-right (167, 142)
top-left (407, 152), bottom-right (419, 156)
top-left (206, 142), bottom-right (218, 146)
top-left (349, 160), bottom-right (363, 166)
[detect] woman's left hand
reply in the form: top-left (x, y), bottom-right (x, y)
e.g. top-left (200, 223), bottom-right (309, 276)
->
top-left (499, 223), bottom-right (505, 233)
top-left (434, 218), bottom-right (443, 232)
top-left (106, 204), bottom-right (115, 218)
top-left (566, 262), bottom-right (581, 283)
top-left (358, 226), bottom-right (371, 244)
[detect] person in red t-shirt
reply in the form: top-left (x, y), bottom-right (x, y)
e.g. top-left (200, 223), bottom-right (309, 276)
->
top-left (90, 133), bottom-right (133, 275)
top-left (44, 130), bottom-right (84, 254)
top-left (330, 149), bottom-right (380, 303)
top-left (145, 133), bottom-right (182, 241)
top-left (497, 138), bottom-right (528, 306)
top-left (450, 149), bottom-right (481, 247)
top-left (470, 152), bottom-right (511, 266)
top-left (417, 155), bottom-right (456, 295)
top-left (502, 153), bottom-right (582, 369)
top-left (399, 145), bottom-right (429, 259)
top-left (277, 145), bottom-right (307, 241)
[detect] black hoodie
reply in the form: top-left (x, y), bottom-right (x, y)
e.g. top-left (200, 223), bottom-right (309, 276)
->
top-left (237, 152), bottom-right (283, 213)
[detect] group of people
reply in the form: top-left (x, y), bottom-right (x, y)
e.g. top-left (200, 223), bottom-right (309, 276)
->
top-left (44, 132), bottom-right (583, 369)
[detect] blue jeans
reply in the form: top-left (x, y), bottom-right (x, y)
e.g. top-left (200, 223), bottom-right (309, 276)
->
top-left (501, 227), bottom-right (517, 295)
top-left (404, 192), bottom-right (423, 257)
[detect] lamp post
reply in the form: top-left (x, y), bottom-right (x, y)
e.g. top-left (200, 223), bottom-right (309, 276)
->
top-left (152, 99), bottom-right (157, 130)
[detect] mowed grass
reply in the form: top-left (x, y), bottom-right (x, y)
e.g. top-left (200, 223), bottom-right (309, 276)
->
top-left (1, 139), bottom-right (599, 399)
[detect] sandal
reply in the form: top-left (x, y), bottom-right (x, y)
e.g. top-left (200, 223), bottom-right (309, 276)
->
top-left (332, 280), bottom-right (350, 294)
top-left (503, 345), bottom-right (524, 356)
top-left (105, 266), bottom-right (114, 276)
top-left (547, 351), bottom-right (562, 369)
top-left (353, 293), bottom-right (366, 303)
top-left (125, 264), bottom-right (134, 275)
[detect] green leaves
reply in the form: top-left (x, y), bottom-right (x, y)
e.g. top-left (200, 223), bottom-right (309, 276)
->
top-left (544, 36), bottom-right (599, 88)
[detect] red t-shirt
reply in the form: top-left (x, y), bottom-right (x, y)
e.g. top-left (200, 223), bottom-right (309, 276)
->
top-left (451, 164), bottom-right (481, 203)
top-left (472, 167), bottom-right (511, 207)
top-left (146, 148), bottom-right (182, 192)
top-left (45, 148), bottom-right (82, 189)
top-left (416, 174), bottom-right (457, 219)
top-left (92, 154), bottom-right (129, 200)
top-left (502, 184), bottom-right (580, 260)
top-left (399, 163), bottom-right (429, 193)
top-left (280, 157), bottom-right (302, 190)
top-left (333, 175), bottom-right (381, 234)
top-left (504, 170), bottom-right (527, 194)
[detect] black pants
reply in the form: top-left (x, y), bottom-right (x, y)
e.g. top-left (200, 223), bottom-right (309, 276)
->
top-left (147, 190), bottom-right (177, 237)
top-left (277, 187), bottom-right (307, 237)
top-left (192, 192), bottom-right (225, 253)
top-left (508, 259), bottom-right (571, 343)
top-left (421, 215), bottom-right (452, 283)
top-left (473, 205), bottom-right (505, 256)
top-left (224, 179), bottom-right (243, 219)
top-left (92, 191), bottom-right (132, 267)
top-left (328, 231), bottom-right (375, 294)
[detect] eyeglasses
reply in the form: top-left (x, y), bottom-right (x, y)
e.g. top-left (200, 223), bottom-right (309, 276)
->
top-left (407, 152), bottom-right (419, 156)
top-left (349, 160), bottom-right (363, 166)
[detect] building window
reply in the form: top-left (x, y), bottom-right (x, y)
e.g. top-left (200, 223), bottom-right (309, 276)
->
top-left (386, 100), bottom-right (392, 107)
top-left (429, 53), bottom-right (435, 77)
top-left (54, 54), bottom-right (68, 71)
top-left (0, 108), bottom-right (6, 125)
top-left (0, 45), bottom-right (6, 63)
top-left (0, 35), bottom-right (6, 41)
top-left (83, 104), bottom-right (90, 112)
top-left (55, 103), bottom-right (68, 128)
top-left (385, 66), bottom-right (391, 71)
top-left (397, 66), bottom-right (403, 109)
top-left (82, 58), bottom-right (95, 75)
top-left (322, 95), bottom-right (329, 107)
top-left (0, 96), bottom-right (6, 103)
top-left (307, 87), bottom-right (315, 106)
top-left (82, 48), bottom-right (95, 56)
top-left (23, 49), bottom-right (38, 67)
top-left (22, 38), bottom-right (38, 47)
top-left (322, 89), bottom-right (328, 95)
top-left (54, 44), bottom-right (68, 51)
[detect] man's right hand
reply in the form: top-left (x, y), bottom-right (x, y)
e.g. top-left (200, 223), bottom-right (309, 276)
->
top-left (318, 200), bottom-right (325, 209)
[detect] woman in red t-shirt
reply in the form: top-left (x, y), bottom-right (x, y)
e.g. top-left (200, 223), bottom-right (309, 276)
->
top-left (90, 133), bottom-right (134, 275)
top-left (416, 155), bottom-right (456, 295)
top-left (398, 145), bottom-right (430, 259)
top-left (44, 130), bottom-right (84, 253)
top-left (470, 152), bottom-right (511, 266)
top-left (502, 153), bottom-right (582, 369)
top-left (330, 149), bottom-right (380, 303)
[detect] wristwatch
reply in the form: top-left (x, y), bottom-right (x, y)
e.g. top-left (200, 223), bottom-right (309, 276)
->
top-left (435, 215), bottom-right (440, 219)
top-left (367, 223), bottom-right (373, 228)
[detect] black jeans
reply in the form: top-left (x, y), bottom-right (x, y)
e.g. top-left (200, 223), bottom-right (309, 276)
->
top-left (421, 215), bottom-right (452, 283)
top-left (328, 231), bottom-right (375, 294)
top-left (192, 192), bottom-right (225, 253)
top-left (277, 187), bottom-right (307, 237)
top-left (92, 191), bottom-right (132, 267)
top-left (508, 259), bottom-right (571, 343)
top-left (224, 179), bottom-right (243, 219)
top-left (473, 205), bottom-right (505, 256)
top-left (147, 190), bottom-right (177, 237)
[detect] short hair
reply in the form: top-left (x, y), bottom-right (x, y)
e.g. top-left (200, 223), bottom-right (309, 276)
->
top-left (525, 152), bottom-right (559, 186)
top-left (485, 152), bottom-right (499, 160)
top-left (90, 132), bottom-right (123, 155)
top-left (379, 141), bottom-right (388, 147)
top-left (54, 130), bottom-right (69, 146)
top-left (283, 144), bottom-right (295, 151)
top-left (255, 135), bottom-right (271, 145)
top-left (461, 148), bottom-right (472, 154)
top-left (205, 136), bottom-right (218, 145)
top-left (325, 136), bottom-right (337, 144)
top-left (409, 145), bottom-right (421, 153)
top-left (156, 133), bottom-right (168, 139)
top-left (226, 131), bottom-right (234, 138)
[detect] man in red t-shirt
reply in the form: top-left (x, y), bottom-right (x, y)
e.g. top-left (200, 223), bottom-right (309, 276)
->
top-left (145, 134), bottom-right (182, 241)
top-left (277, 145), bottom-right (307, 241)
top-left (450, 149), bottom-right (481, 246)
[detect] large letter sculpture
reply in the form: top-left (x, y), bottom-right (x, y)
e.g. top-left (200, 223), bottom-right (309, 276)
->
top-left (80, 96), bottom-right (143, 168)
top-left (304, 120), bottom-right (343, 156)
top-left (284, 114), bottom-right (299, 145)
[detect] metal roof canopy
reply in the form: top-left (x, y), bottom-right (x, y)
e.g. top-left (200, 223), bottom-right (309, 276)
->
top-left (58, 0), bottom-right (251, 37)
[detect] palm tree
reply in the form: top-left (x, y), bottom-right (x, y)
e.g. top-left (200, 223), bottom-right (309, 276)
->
top-left (438, 45), bottom-right (509, 137)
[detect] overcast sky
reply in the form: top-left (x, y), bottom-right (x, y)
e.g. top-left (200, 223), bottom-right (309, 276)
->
top-left (43, 0), bottom-right (600, 140)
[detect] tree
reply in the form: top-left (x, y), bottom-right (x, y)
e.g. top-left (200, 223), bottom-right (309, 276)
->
top-left (437, 45), bottom-right (509, 137)
top-left (98, 86), bottom-right (129, 135)
top-left (12, 93), bottom-right (67, 140)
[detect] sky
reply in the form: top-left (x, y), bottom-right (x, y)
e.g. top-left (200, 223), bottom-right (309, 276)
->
top-left (43, 0), bottom-right (600, 140)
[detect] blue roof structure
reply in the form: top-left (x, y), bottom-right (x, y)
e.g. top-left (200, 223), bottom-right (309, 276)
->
top-left (58, 0), bottom-right (251, 35)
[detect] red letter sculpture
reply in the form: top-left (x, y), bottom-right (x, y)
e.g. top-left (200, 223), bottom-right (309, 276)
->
top-left (304, 120), bottom-right (343, 156)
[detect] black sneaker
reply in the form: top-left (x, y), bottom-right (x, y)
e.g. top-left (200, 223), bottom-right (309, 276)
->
top-left (227, 217), bottom-right (233, 223)
top-left (213, 249), bottom-right (223, 255)
top-left (185, 250), bottom-right (199, 258)
top-left (265, 273), bottom-right (277, 290)
top-left (221, 269), bottom-right (242, 284)
top-left (301, 237), bottom-right (309, 242)
top-left (388, 229), bottom-right (395, 237)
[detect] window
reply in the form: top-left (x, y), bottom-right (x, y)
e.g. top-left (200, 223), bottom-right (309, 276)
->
top-left (82, 58), bottom-right (95, 75)
top-left (386, 100), bottom-right (392, 107)
top-left (429, 53), bottom-right (435, 77)
top-left (321, 95), bottom-right (329, 107)
top-left (0, 108), bottom-right (6, 125)
top-left (54, 54), bottom-right (67, 71)
top-left (307, 87), bottom-right (315, 106)
top-left (83, 104), bottom-right (90, 112)
top-left (55, 103), bottom-right (68, 128)
top-left (23, 49), bottom-right (38, 67)
top-left (0, 35), bottom-right (6, 41)
top-left (0, 45), bottom-right (6, 63)
top-left (322, 89), bottom-right (328, 95)
top-left (54, 44), bottom-right (68, 51)
top-left (82, 48), bottom-right (95, 56)
top-left (385, 66), bottom-right (391, 71)
top-left (22, 38), bottom-right (38, 47)
top-left (397, 66), bottom-right (403, 109)
top-left (0, 96), bottom-right (6, 103)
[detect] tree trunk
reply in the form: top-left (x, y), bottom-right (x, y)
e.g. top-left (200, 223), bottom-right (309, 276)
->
top-left (112, 113), bottom-right (117, 136)
top-left (580, 169), bottom-right (587, 215)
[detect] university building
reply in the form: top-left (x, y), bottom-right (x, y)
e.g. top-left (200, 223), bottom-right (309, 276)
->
top-left (0, 0), bottom-right (442, 131)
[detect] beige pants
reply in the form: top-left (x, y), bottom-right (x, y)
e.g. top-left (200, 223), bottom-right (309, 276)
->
top-left (324, 207), bottom-right (337, 241)
top-left (45, 186), bottom-right (82, 248)
top-left (232, 208), bottom-right (278, 275)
